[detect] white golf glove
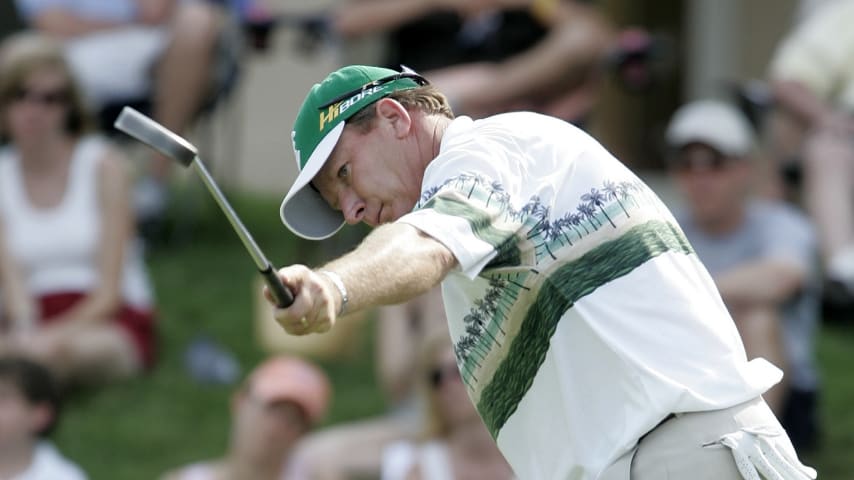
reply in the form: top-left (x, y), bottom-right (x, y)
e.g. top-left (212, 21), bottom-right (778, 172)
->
top-left (704, 426), bottom-right (817, 480)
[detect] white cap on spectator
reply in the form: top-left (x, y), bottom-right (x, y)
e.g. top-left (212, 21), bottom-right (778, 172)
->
top-left (665, 100), bottom-right (755, 157)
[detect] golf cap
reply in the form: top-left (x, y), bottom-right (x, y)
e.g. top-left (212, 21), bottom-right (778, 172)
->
top-left (280, 65), bottom-right (428, 240)
top-left (665, 100), bottom-right (755, 157)
top-left (247, 355), bottom-right (331, 424)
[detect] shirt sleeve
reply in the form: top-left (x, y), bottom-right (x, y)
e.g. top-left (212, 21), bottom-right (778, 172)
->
top-left (397, 141), bottom-right (526, 279)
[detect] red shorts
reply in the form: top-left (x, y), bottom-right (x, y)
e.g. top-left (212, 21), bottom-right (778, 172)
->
top-left (38, 292), bottom-right (157, 369)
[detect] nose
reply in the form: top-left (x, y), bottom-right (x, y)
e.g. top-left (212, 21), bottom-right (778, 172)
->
top-left (339, 190), bottom-right (366, 225)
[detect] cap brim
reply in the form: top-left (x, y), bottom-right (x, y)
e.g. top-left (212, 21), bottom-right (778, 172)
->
top-left (280, 122), bottom-right (346, 240)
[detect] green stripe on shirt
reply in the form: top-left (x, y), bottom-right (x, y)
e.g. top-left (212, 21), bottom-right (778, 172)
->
top-left (477, 220), bottom-right (694, 438)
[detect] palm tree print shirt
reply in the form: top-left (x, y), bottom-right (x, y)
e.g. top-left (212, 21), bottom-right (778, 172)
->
top-left (396, 113), bottom-right (782, 480)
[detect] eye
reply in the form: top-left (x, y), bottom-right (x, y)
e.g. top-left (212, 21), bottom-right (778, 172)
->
top-left (337, 164), bottom-right (350, 181)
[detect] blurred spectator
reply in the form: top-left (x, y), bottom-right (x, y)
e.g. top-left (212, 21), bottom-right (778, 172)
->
top-left (160, 355), bottom-right (331, 480)
top-left (0, 33), bottom-right (156, 386)
top-left (380, 332), bottom-right (513, 480)
top-left (766, 0), bottom-right (854, 298)
top-left (327, 0), bottom-right (652, 124)
top-left (13, 0), bottom-right (231, 223)
top-left (0, 356), bottom-right (87, 480)
top-left (286, 288), bottom-right (448, 480)
top-left (666, 100), bottom-right (821, 450)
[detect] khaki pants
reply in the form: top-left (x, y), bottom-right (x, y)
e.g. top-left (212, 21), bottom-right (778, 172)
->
top-left (600, 397), bottom-right (801, 480)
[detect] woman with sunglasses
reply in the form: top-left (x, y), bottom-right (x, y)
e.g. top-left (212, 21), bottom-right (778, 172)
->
top-left (0, 33), bottom-right (156, 386)
top-left (381, 333), bottom-right (514, 480)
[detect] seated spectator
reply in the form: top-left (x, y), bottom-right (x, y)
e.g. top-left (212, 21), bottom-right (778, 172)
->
top-left (766, 0), bottom-right (854, 297)
top-left (328, 0), bottom-right (650, 124)
top-left (666, 100), bottom-right (821, 450)
top-left (160, 354), bottom-right (331, 480)
top-left (13, 0), bottom-right (231, 222)
top-left (0, 33), bottom-right (157, 386)
top-left (0, 356), bottom-right (87, 480)
top-left (380, 332), bottom-right (514, 480)
top-left (286, 287), bottom-right (448, 480)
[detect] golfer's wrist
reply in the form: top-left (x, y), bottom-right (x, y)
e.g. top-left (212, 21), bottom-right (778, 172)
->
top-left (319, 270), bottom-right (348, 317)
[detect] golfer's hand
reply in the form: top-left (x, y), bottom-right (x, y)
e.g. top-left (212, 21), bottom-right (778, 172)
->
top-left (265, 265), bottom-right (338, 335)
top-left (704, 426), bottom-right (817, 480)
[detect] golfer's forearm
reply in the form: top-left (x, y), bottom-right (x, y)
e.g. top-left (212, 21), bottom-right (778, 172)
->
top-left (322, 223), bottom-right (456, 312)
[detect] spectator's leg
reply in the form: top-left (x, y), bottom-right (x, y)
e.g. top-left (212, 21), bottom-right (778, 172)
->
top-left (802, 128), bottom-right (854, 282)
top-left (8, 323), bottom-right (140, 385)
top-left (731, 306), bottom-right (788, 414)
top-left (149, 2), bottom-right (225, 180)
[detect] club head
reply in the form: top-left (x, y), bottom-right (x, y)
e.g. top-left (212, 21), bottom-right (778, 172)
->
top-left (114, 106), bottom-right (197, 167)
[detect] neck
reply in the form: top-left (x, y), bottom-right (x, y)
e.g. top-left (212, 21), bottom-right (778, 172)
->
top-left (424, 114), bottom-right (452, 165)
top-left (0, 440), bottom-right (37, 478)
top-left (17, 133), bottom-right (74, 173)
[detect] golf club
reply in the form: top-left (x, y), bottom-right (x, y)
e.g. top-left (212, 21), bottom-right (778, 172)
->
top-left (114, 106), bottom-right (294, 308)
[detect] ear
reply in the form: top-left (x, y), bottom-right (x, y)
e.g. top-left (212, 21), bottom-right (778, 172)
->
top-left (30, 404), bottom-right (54, 435)
top-left (375, 98), bottom-right (412, 139)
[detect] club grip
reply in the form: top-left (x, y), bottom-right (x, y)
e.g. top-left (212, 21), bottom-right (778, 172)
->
top-left (260, 265), bottom-right (294, 308)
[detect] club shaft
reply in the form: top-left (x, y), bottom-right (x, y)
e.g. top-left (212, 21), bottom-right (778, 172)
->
top-left (191, 157), bottom-right (268, 269)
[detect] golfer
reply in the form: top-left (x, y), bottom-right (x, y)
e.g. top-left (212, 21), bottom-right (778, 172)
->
top-left (269, 65), bottom-right (816, 479)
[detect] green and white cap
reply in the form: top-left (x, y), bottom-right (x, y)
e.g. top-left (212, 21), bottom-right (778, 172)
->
top-left (280, 65), bottom-right (427, 240)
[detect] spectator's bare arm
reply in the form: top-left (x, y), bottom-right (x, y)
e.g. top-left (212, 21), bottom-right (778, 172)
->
top-left (714, 259), bottom-right (806, 309)
top-left (332, 0), bottom-right (445, 38)
top-left (0, 220), bottom-right (37, 331)
top-left (429, 2), bottom-right (614, 114)
top-left (134, 0), bottom-right (178, 26)
top-left (28, 8), bottom-right (126, 38)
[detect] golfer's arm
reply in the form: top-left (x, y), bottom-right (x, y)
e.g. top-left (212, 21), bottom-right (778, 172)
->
top-left (322, 223), bottom-right (457, 313)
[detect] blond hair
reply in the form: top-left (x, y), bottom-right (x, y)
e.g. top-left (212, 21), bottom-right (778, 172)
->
top-left (346, 85), bottom-right (454, 133)
top-left (0, 32), bottom-right (92, 138)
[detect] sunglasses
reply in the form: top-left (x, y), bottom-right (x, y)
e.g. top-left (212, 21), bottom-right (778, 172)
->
top-left (428, 363), bottom-right (460, 389)
top-left (10, 86), bottom-right (69, 106)
top-left (318, 71), bottom-right (429, 110)
top-left (669, 148), bottom-right (737, 173)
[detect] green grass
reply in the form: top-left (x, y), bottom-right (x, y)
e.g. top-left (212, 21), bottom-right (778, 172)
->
top-left (51, 190), bottom-right (854, 479)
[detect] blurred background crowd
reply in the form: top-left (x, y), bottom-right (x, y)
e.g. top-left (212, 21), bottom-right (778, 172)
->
top-left (0, 0), bottom-right (852, 478)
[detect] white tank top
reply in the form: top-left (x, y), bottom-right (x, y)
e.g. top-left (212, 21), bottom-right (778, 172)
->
top-left (0, 136), bottom-right (153, 309)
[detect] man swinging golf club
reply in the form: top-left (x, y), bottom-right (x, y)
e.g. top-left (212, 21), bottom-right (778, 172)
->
top-left (268, 65), bottom-right (816, 480)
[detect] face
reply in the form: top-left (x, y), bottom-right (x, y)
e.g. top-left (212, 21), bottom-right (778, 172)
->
top-left (0, 379), bottom-right (49, 449)
top-left (231, 389), bottom-right (308, 460)
top-left (429, 346), bottom-right (478, 428)
top-left (670, 143), bottom-right (751, 225)
top-left (312, 101), bottom-right (425, 227)
top-left (4, 66), bottom-right (71, 145)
